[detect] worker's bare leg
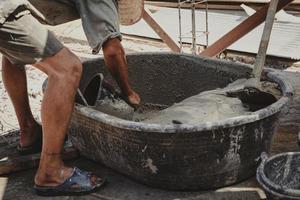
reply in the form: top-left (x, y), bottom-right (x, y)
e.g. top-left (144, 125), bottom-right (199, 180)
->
top-left (32, 48), bottom-right (82, 186)
top-left (2, 58), bottom-right (41, 147)
top-left (103, 38), bottom-right (141, 106)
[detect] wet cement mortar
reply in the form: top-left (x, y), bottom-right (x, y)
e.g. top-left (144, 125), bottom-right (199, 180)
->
top-left (94, 79), bottom-right (281, 125)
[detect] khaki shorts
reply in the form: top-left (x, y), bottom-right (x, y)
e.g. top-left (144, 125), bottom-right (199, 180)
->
top-left (0, 9), bottom-right (63, 67)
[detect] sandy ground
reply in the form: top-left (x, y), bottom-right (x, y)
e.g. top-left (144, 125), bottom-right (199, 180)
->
top-left (0, 58), bottom-right (46, 133)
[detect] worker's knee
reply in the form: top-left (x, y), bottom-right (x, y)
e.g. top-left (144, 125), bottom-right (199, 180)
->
top-left (51, 64), bottom-right (82, 90)
top-left (103, 38), bottom-right (125, 59)
top-left (40, 48), bottom-right (83, 87)
top-left (57, 55), bottom-right (81, 87)
top-left (65, 55), bottom-right (82, 83)
top-left (64, 58), bottom-right (82, 88)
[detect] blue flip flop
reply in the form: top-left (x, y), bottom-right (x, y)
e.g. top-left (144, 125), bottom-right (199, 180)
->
top-left (34, 167), bottom-right (105, 196)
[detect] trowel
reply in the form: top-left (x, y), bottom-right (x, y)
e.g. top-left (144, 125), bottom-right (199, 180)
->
top-left (227, 0), bottom-right (279, 106)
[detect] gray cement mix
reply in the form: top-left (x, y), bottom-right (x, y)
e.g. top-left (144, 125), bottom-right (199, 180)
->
top-left (95, 96), bottom-right (135, 120)
top-left (143, 91), bottom-right (250, 125)
top-left (94, 79), bottom-right (281, 125)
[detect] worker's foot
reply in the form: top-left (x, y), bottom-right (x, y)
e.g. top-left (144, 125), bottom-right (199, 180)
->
top-left (126, 90), bottom-right (141, 109)
top-left (35, 161), bottom-right (75, 187)
top-left (18, 122), bottom-right (43, 154)
top-left (19, 121), bottom-right (42, 147)
top-left (35, 159), bottom-right (104, 196)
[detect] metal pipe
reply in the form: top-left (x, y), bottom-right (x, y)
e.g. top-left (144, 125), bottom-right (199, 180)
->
top-left (178, 0), bottom-right (183, 52)
top-left (143, 8), bottom-right (180, 53)
top-left (191, 0), bottom-right (197, 54)
top-left (205, 0), bottom-right (209, 48)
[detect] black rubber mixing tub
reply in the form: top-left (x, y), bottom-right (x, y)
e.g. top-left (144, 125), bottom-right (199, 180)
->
top-left (69, 53), bottom-right (293, 190)
top-left (257, 152), bottom-right (300, 200)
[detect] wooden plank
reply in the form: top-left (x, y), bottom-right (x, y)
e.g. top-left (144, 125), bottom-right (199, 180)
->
top-left (146, 0), bottom-right (300, 4)
top-left (145, 1), bottom-right (300, 11)
top-left (142, 8), bottom-right (180, 52)
top-left (146, 2), bottom-right (247, 10)
top-left (270, 127), bottom-right (299, 155)
top-left (0, 130), bottom-right (79, 175)
top-left (0, 147), bottom-right (79, 175)
top-left (27, 0), bottom-right (300, 27)
top-left (0, 178), bottom-right (7, 200)
top-left (202, 0), bottom-right (300, 3)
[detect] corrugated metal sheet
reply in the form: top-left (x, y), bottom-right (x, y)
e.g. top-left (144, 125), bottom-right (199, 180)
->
top-left (120, 7), bottom-right (300, 59)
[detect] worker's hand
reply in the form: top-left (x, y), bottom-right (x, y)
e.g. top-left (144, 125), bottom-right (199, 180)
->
top-left (126, 90), bottom-right (141, 110)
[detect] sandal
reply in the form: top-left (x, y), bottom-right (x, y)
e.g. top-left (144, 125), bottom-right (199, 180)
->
top-left (17, 128), bottom-right (43, 155)
top-left (17, 140), bottom-right (42, 155)
top-left (34, 167), bottom-right (105, 196)
top-left (17, 127), bottom-right (70, 155)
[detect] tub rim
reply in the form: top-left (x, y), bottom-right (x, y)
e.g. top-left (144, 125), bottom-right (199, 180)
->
top-left (74, 53), bottom-right (294, 133)
top-left (257, 152), bottom-right (300, 199)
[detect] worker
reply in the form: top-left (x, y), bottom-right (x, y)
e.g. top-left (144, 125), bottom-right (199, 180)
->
top-left (0, 0), bottom-right (105, 196)
top-left (68, 0), bottom-right (141, 107)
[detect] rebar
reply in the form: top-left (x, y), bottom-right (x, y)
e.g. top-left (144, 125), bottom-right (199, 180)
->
top-left (205, 0), bottom-right (209, 48)
top-left (177, 0), bottom-right (209, 54)
top-left (191, 0), bottom-right (197, 54)
top-left (178, 0), bottom-right (183, 52)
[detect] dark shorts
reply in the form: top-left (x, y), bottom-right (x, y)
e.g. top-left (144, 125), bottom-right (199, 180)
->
top-left (0, 9), bottom-right (63, 66)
